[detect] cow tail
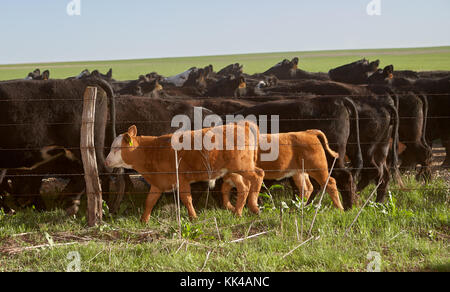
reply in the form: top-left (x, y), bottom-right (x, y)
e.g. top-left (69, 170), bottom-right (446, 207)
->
top-left (343, 97), bottom-right (363, 180)
top-left (418, 93), bottom-right (432, 157)
top-left (88, 78), bottom-right (117, 176)
top-left (389, 95), bottom-right (404, 188)
top-left (307, 130), bottom-right (339, 159)
top-left (90, 78), bottom-right (116, 139)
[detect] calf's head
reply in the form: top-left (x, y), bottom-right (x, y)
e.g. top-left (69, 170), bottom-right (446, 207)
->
top-left (105, 125), bottom-right (138, 169)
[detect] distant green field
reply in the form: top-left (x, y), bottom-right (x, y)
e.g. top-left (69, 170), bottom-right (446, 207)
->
top-left (1, 46), bottom-right (450, 81)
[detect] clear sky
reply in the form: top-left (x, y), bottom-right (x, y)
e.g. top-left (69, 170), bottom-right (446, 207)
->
top-left (0, 0), bottom-right (449, 64)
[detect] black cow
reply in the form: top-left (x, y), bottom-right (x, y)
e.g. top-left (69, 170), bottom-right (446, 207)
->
top-left (413, 77), bottom-right (450, 167)
top-left (346, 94), bottom-right (402, 203)
top-left (72, 68), bottom-right (114, 82)
top-left (320, 63), bottom-right (431, 181)
top-left (113, 75), bottom-right (163, 98)
top-left (205, 75), bottom-right (248, 98)
top-left (418, 71), bottom-right (450, 79)
top-left (0, 170), bottom-right (13, 213)
top-left (25, 69), bottom-right (50, 80)
top-left (216, 63), bottom-right (243, 77)
top-left (329, 59), bottom-right (380, 84)
top-left (0, 78), bottom-right (116, 215)
top-left (91, 69), bottom-right (113, 82)
top-left (368, 65), bottom-right (394, 85)
top-left (250, 78), bottom-right (404, 196)
top-left (159, 66), bottom-right (212, 98)
top-left (262, 57), bottom-right (328, 81)
top-left (368, 83), bottom-right (432, 180)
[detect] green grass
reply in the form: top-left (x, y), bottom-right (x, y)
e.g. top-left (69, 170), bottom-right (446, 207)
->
top-left (1, 174), bottom-right (448, 272)
top-left (1, 46), bottom-right (450, 81)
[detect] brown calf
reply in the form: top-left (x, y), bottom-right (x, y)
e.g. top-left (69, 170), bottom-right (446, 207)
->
top-left (105, 123), bottom-right (265, 222)
top-left (222, 130), bottom-right (344, 211)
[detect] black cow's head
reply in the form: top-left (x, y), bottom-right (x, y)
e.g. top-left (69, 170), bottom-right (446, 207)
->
top-left (184, 68), bottom-right (208, 91)
top-left (329, 59), bottom-right (380, 84)
top-left (217, 63), bottom-right (243, 77)
top-left (206, 74), bottom-right (247, 98)
top-left (145, 72), bottom-right (164, 83)
top-left (140, 78), bottom-right (163, 96)
top-left (263, 57), bottom-right (299, 79)
top-left (90, 68), bottom-right (113, 81)
top-left (25, 68), bottom-right (50, 80)
top-left (368, 65), bottom-right (395, 84)
top-left (204, 64), bottom-right (214, 77)
top-left (75, 69), bottom-right (91, 79)
top-left (368, 60), bottom-right (380, 73)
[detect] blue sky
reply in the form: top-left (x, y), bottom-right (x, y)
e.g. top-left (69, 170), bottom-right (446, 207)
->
top-left (0, 0), bottom-right (449, 64)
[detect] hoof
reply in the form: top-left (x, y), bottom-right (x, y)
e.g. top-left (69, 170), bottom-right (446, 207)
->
top-left (249, 207), bottom-right (260, 215)
top-left (140, 215), bottom-right (150, 223)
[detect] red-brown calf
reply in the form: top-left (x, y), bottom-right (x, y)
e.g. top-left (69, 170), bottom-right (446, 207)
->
top-left (222, 130), bottom-right (344, 211)
top-left (106, 123), bottom-right (264, 222)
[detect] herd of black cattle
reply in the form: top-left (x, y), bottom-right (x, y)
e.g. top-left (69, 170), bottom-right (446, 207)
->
top-left (0, 57), bottom-right (449, 216)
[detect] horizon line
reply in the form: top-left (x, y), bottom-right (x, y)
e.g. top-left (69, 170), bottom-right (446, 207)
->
top-left (1, 45), bottom-right (449, 67)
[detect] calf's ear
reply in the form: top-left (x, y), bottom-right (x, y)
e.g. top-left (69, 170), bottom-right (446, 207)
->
top-left (128, 125), bottom-right (138, 137)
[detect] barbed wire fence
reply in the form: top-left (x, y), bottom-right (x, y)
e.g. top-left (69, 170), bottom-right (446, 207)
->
top-left (0, 90), bottom-right (449, 226)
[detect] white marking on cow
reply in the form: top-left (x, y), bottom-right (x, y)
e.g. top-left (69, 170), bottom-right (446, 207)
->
top-left (276, 170), bottom-right (297, 181)
top-left (254, 81), bottom-right (267, 96)
top-left (164, 68), bottom-right (196, 87)
top-left (194, 168), bottom-right (228, 189)
top-left (257, 81), bottom-right (267, 88)
top-left (105, 135), bottom-right (133, 169)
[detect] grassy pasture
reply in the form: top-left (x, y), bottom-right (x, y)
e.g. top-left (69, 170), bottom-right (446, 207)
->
top-left (0, 46), bottom-right (450, 81)
top-left (0, 174), bottom-right (448, 272)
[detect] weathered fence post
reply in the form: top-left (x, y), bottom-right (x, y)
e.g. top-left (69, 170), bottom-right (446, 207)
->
top-left (80, 86), bottom-right (103, 227)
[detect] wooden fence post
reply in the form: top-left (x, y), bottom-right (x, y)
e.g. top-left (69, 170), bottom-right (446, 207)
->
top-left (80, 86), bottom-right (103, 227)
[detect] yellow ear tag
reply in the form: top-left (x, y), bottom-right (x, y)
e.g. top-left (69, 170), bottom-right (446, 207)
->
top-left (129, 140), bottom-right (133, 147)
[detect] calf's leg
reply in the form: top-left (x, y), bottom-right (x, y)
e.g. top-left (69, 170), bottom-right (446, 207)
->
top-left (223, 173), bottom-right (249, 217)
top-left (292, 172), bottom-right (314, 201)
top-left (140, 185), bottom-right (162, 223)
top-left (179, 182), bottom-right (198, 220)
top-left (221, 178), bottom-right (236, 212)
top-left (242, 168), bottom-right (265, 215)
top-left (309, 170), bottom-right (344, 210)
